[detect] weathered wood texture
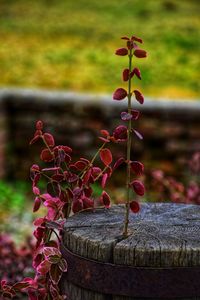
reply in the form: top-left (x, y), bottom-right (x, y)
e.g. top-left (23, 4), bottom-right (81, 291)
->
top-left (61, 203), bottom-right (200, 300)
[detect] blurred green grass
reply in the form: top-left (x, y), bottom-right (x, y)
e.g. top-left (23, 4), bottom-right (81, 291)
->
top-left (0, 0), bottom-right (199, 98)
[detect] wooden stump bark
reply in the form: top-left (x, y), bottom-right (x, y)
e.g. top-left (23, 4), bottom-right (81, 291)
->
top-left (60, 203), bottom-right (200, 300)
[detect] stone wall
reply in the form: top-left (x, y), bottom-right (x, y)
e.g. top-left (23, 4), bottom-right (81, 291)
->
top-left (0, 88), bottom-right (200, 181)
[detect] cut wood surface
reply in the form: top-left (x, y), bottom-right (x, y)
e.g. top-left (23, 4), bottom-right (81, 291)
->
top-left (61, 203), bottom-right (200, 300)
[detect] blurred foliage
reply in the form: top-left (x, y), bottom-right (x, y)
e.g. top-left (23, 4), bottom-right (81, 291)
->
top-left (0, 0), bottom-right (199, 98)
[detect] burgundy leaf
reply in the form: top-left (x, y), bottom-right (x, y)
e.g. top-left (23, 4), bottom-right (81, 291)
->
top-left (113, 88), bottom-right (127, 100)
top-left (101, 173), bottom-right (108, 188)
top-left (131, 67), bottom-right (141, 80)
top-left (49, 264), bottom-right (62, 285)
top-left (74, 160), bottom-right (87, 171)
top-left (134, 49), bottom-right (147, 58)
top-left (29, 135), bottom-right (40, 145)
top-left (100, 129), bottom-right (109, 137)
top-left (51, 174), bottom-right (64, 182)
top-left (131, 35), bottom-right (143, 43)
top-left (43, 133), bottom-right (55, 147)
top-left (113, 125), bottom-right (128, 142)
top-left (113, 157), bottom-right (125, 170)
top-left (131, 109), bottom-right (140, 120)
top-left (130, 200), bottom-right (140, 213)
top-left (40, 148), bottom-right (54, 162)
top-left (100, 148), bottom-right (113, 166)
top-left (130, 161), bottom-right (144, 175)
top-left (121, 36), bottom-right (130, 40)
top-left (121, 111), bottom-right (132, 121)
top-left (82, 197), bottom-right (94, 209)
top-left (58, 258), bottom-right (68, 272)
top-left (72, 199), bottom-right (83, 213)
top-left (33, 196), bottom-right (41, 212)
top-left (133, 90), bottom-right (144, 104)
top-left (43, 247), bottom-right (61, 258)
top-left (36, 120), bottom-right (43, 130)
top-left (133, 129), bottom-right (143, 140)
top-left (115, 47), bottom-right (128, 56)
top-left (100, 191), bottom-right (111, 208)
top-left (37, 259), bottom-right (51, 275)
top-left (130, 180), bottom-right (145, 196)
top-left (122, 68), bottom-right (129, 81)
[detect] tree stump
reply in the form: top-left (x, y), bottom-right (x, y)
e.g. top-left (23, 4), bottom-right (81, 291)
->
top-left (60, 203), bottom-right (200, 300)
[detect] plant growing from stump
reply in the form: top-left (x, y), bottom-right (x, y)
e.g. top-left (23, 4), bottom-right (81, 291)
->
top-left (0, 34), bottom-right (147, 299)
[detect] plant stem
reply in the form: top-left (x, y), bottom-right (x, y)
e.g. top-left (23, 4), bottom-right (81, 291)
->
top-left (123, 48), bottom-right (133, 237)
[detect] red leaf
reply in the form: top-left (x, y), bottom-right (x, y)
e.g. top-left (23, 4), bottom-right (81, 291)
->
top-left (40, 148), bottom-right (54, 162)
top-left (43, 247), bottom-right (61, 258)
top-left (12, 281), bottom-right (30, 291)
top-left (134, 49), bottom-right (147, 58)
top-left (130, 161), bottom-right (144, 175)
top-left (122, 68), bottom-right (129, 81)
top-left (74, 160), bottom-right (87, 171)
top-left (43, 133), bottom-right (55, 147)
top-left (130, 200), bottom-right (140, 213)
top-left (131, 35), bottom-right (143, 43)
top-left (133, 129), bottom-right (143, 140)
top-left (36, 120), bottom-right (43, 130)
top-left (51, 174), bottom-right (64, 182)
top-left (100, 148), bottom-right (113, 166)
top-left (130, 180), bottom-right (145, 196)
top-left (133, 90), bottom-right (144, 104)
top-left (131, 110), bottom-right (140, 120)
top-left (115, 47), bottom-right (128, 56)
top-left (121, 112), bottom-right (132, 121)
top-left (100, 129), bottom-right (109, 137)
top-left (113, 88), bottom-right (127, 100)
top-left (113, 157), bottom-right (125, 170)
top-left (100, 191), bottom-right (111, 208)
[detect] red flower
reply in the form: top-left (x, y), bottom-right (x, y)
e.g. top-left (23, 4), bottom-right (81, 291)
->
top-left (134, 49), bottom-right (147, 58)
top-left (113, 88), bottom-right (127, 100)
top-left (115, 48), bottom-right (128, 56)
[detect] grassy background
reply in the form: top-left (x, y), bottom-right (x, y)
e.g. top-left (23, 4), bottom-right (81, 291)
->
top-left (0, 0), bottom-right (199, 98)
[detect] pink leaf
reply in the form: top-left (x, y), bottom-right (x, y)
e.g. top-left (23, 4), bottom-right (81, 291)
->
top-left (33, 196), bottom-right (41, 212)
top-left (100, 148), bottom-right (113, 166)
top-left (113, 88), bottom-right (127, 100)
top-left (130, 201), bottom-right (140, 213)
top-left (115, 48), bottom-right (128, 56)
